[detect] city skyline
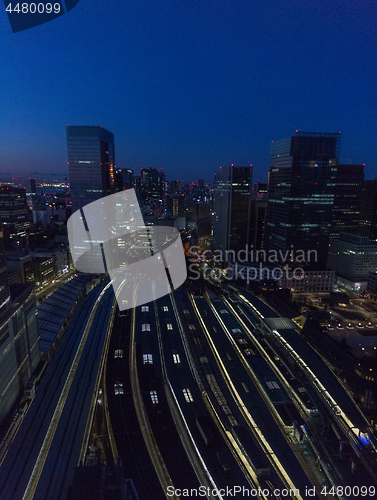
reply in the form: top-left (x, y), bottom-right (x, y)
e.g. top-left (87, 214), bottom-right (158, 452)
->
top-left (2, 2), bottom-right (377, 496)
top-left (1, 122), bottom-right (377, 497)
top-left (0, 126), bottom-right (374, 186)
top-left (0, 0), bottom-right (376, 182)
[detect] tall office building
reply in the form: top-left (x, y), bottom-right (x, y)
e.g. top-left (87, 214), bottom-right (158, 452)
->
top-left (0, 283), bottom-right (40, 425)
top-left (0, 232), bottom-right (11, 313)
top-left (250, 200), bottom-right (268, 250)
top-left (327, 233), bottom-right (377, 290)
top-left (168, 180), bottom-right (183, 195)
top-left (166, 194), bottom-right (185, 218)
top-left (0, 185), bottom-right (30, 250)
top-left (264, 132), bottom-right (342, 267)
top-left (250, 182), bottom-right (268, 250)
top-left (252, 182), bottom-right (268, 201)
top-left (119, 168), bottom-right (134, 191)
top-left (359, 179), bottom-right (377, 239)
top-left (330, 163), bottom-right (364, 238)
top-left (0, 230), bottom-right (39, 425)
top-left (197, 179), bottom-right (206, 199)
top-left (29, 178), bottom-right (37, 195)
top-left (213, 165), bottom-right (253, 259)
top-left (66, 126), bottom-right (116, 212)
top-left (138, 167), bottom-right (165, 200)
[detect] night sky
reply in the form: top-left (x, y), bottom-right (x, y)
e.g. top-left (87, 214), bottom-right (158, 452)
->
top-left (0, 0), bottom-right (376, 183)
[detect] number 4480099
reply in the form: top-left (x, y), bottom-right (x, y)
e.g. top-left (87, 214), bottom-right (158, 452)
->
top-left (6, 3), bottom-right (61, 14)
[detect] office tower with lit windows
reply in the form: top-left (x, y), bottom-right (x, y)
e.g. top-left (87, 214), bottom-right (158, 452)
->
top-left (327, 233), bottom-right (377, 290)
top-left (0, 230), bottom-right (40, 426)
top-left (330, 163), bottom-right (364, 238)
top-left (0, 185), bottom-right (30, 250)
top-left (119, 168), bottom-right (134, 191)
top-left (0, 232), bottom-right (10, 312)
top-left (359, 179), bottom-right (377, 239)
top-left (213, 165), bottom-right (253, 258)
top-left (66, 126), bottom-right (116, 212)
top-left (138, 167), bottom-right (165, 200)
top-left (250, 200), bottom-right (267, 250)
top-left (250, 182), bottom-right (268, 250)
top-left (29, 178), bottom-right (37, 195)
top-left (264, 131), bottom-right (343, 267)
top-left (166, 194), bottom-right (185, 218)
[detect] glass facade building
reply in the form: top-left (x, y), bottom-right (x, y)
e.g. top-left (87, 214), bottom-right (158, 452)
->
top-left (0, 185), bottom-right (30, 250)
top-left (0, 283), bottom-right (40, 425)
top-left (213, 165), bottom-right (253, 259)
top-left (359, 180), bottom-right (377, 239)
top-left (264, 132), bottom-right (343, 267)
top-left (0, 232), bottom-right (10, 313)
top-left (327, 233), bottom-right (377, 290)
top-left (66, 126), bottom-right (116, 212)
top-left (330, 163), bottom-right (364, 238)
top-left (138, 167), bottom-right (165, 200)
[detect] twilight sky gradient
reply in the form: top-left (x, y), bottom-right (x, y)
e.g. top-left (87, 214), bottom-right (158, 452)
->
top-left (0, 0), bottom-right (376, 183)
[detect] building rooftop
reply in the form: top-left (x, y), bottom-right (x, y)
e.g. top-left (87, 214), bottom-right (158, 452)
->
top-left (9, 283), bottom-right (34, 304)
top-left (37, 275), bottom-right (90, 352)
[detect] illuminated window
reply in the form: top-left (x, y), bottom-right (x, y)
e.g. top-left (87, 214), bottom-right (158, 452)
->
top-left (114, 382), bottom-right (124, 395)
top-left (163, 306), bottom-right (169, 312)
top-left (150, 390), bottom-right (159, 404)
top-left (114, 349), bottom-right (123, 358)
top-left (183, 388), bottom-right (194, 402)
top-left (142, 324), bottom-right (151, 331)
top-left (173, 353), bottom-right (181, 364)
top-left (143, 354), bottom-right (153, 364)
top-left (167, 323), bottom-right (173, 330)
top-left (266, 381), bottom-right (280, 389)
top-left (141, 306), bottom-right (149, 312)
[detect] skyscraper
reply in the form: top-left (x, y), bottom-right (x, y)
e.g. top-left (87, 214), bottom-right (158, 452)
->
top-left (66, 126), bottom-right (116, 212)
top-left (250, 182), bottom-right (268, 250)
top-left (138, 167), bottom-right (165, 200)
top-left (119, 168), bottom-right (134, 191)
top-left (0, 232), bottom-right (10, 313)
top-left (327, 233), bottom-right (377, 290)
top-left (0, 229), bottom-right (39, 425)
top-left (264, 132), bottom-right (342, 267)
top-left (359, 179), bottom-right (377, 239)
top-left (0, 185), bottom-right (30, 250)
top-left (166, 194), bottom-right (185, 218)
top-left (330, 163), bottom-right (364, 238)
top-left (250, 200), bottom-right (268, 250)
top-left (213, 165), bottom-right (253, 259)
